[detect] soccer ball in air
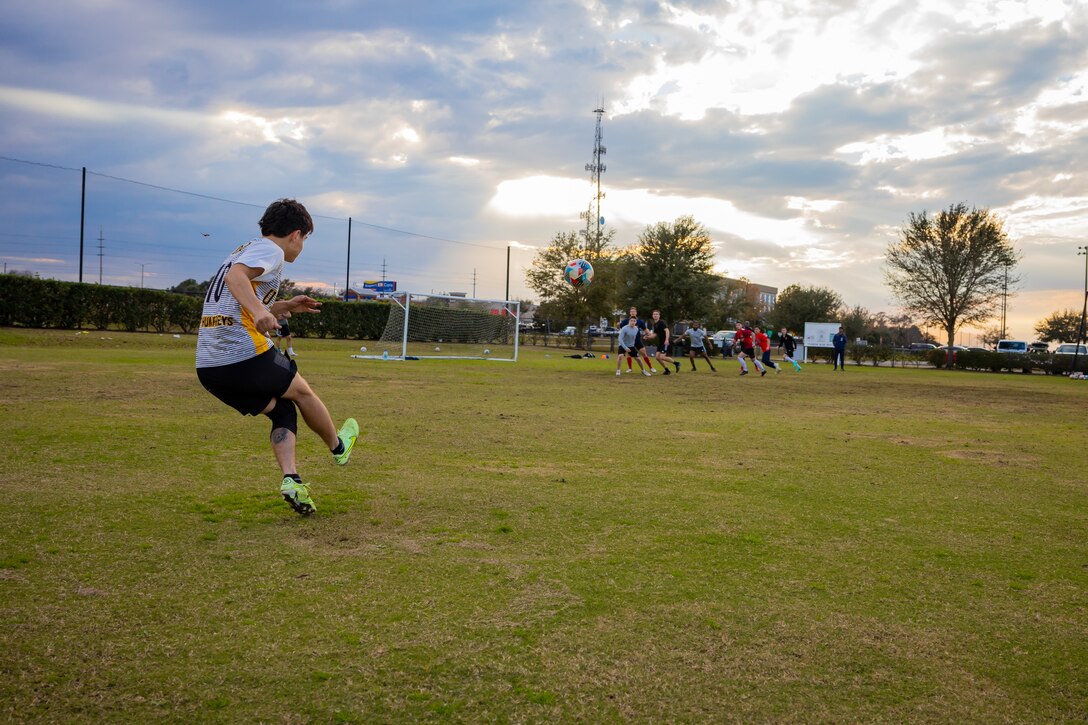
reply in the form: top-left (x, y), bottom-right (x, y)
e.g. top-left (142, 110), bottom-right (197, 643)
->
top-left (564, 258), bottom-right (594, 287)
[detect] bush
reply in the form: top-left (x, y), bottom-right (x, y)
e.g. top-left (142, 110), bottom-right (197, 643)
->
top-left (0, 276), bottom-right (388, 339)
top-left (1050, 354), bottom-right (1088, 376)
top-left (275, 299), bottom-right (389, 340)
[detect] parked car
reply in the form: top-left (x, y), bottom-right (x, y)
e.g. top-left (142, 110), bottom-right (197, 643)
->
top-left (711, 330), bottom-right (736, 357)
top-left (996, 339), bottom-right (1028, 354)
top-left (602, 326), bottom-right (619, 336)
top-left (1028, 342), bottom-right (1050, 354)
top-left (909, 342), bottom-right (937, 351)
top-left (934, 344), bottom-right (969, 364)
top-left (711, 330), bottom-right (736, 347)
top-left (1054, 343), bottom-right (1088, 355)
top-left (587, 325), bottom-right (600, 336)
top-left (560, 326), bottom-right (576, 336)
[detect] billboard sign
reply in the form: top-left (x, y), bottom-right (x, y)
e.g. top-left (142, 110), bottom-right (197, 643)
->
top-left (362, 280), bottom-right (396, 293)
top-left (803, 322), bottom-right (841, 348)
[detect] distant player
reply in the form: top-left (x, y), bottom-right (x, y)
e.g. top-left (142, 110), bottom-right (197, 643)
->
top-left (778, 327), bottom-right (802, 371)
top-left (196, 198), bottom-right (358, 516)
top-left (754, 326), bottom-right (780, 373)
top-left (647, 309), bottom-right (681, 375)
top-left (618, 306), bottom-right (656, 373)
top-left (616, 317), bottom-right (651, 376)
top-left (275, 314), bottom-right (297, 357)
top-left (684, 320), bottom-right (717, 372)
top-left (735, 321), bottom-right (766, 377)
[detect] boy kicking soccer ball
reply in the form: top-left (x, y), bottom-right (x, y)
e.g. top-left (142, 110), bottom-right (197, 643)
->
top-left (195, 198), bottom-right (357, 515)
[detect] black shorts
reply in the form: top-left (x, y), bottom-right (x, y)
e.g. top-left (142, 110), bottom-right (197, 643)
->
top-left (197, 348), bottom-right (297, 416)
top-left (741, 346), bottom-right (756, 358)
top-left (689, 346), bottom-right (707, 355)
top-left (619, 345), bottom-right (636, 356)
top-left (276, 321), bottom-right (291, 337)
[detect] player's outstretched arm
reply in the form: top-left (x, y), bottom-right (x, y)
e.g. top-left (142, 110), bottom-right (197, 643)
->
top-left (271, 296), bottom-right (322, 318)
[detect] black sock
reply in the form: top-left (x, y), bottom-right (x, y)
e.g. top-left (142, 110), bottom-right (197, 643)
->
top-left (331, 440), bottom-right (345, 456)
top-left (286, 473), bottom-right (301, 483)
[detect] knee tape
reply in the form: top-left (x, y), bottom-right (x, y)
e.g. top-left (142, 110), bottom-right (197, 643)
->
top-left (265, 397), bottom-right (298, 435)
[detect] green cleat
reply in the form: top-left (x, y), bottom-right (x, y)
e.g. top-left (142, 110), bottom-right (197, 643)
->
top-left (333, 417), bottom-right (359, 466)
top-left (281, 476), bottom-right (316, 516)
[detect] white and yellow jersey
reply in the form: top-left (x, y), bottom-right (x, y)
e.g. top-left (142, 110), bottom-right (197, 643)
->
top-left (195, 238), bottom-right (284, 368)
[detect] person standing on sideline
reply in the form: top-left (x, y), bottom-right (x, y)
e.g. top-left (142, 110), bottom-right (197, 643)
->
top-left (735, 321), bottom-right (766, 376)
top-left (778, 327), bottom-right (803, 371)
top-left (684, 320), bottom-right (717, 372)
top-left (616, 317), bottom-right (652, 377)
top-left (647, 309), bottom-right (681, 375)
top-left (196, 198), bottom-right (358, 516)
top-left (832, 326), bottom-right (847, 371)
top-left (754, 326), bottom-right (780, 373)
top-left (275, 314), bottom-right (297, 357)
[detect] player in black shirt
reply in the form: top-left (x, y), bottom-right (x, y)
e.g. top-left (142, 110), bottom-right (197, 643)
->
top-left (778, 327), bottom-right (802, 372)
top-left (646, 309), bottom-right (681, 374)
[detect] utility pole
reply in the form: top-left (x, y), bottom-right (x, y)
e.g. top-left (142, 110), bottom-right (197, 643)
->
top-left (505, 244), bottom-right (511, 302)
top-left (97, 227), bottom-right (104, 285)
top-left (472, 268), bottom-right (477, 298)
top-left (137, 263), bottom-right (148, 288)
top-left (79, 167), bottom-right (86, 283)
top-left (579, 104), bottom-right (607, 250)
top-left (345, 217), bottom-right (352, 301)
top-left (1000, 263), bottom-right (1008, 339)
top-left (1074, 246), bottom-right (1088, 374)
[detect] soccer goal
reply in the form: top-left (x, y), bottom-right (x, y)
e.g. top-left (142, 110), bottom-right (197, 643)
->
top-left (352, 292), bottom-right (521, 362)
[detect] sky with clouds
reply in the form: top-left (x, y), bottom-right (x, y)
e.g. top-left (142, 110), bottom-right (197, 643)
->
top-left (1, 0), bottom-right (1086, 340)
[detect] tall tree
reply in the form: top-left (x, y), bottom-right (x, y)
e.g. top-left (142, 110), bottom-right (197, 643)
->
top-left (626, 216), bottom-right (718, 322)
top-left (838, 305), bottom-right (873, 343)
top-left (885, 203), bottom-right (1019, 366)
top-left (525, 229), bottom-right (616, 334)
top-left (766, 284), bottom-right (843, 334)
top-left (980, 325), bottom-right (1003, 348)
top-left (1034, 308), bottom-right (1083, 343)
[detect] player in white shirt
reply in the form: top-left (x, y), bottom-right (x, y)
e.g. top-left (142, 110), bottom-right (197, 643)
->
top-left (196, 199), bottom-right (358, 515)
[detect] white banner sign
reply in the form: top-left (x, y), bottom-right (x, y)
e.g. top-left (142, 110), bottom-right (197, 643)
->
top-left (804, 322), bottom-right (841, 348)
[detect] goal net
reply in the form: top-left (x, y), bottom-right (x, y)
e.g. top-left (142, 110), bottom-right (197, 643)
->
top-left (353, 292), bottom-right (520, 361)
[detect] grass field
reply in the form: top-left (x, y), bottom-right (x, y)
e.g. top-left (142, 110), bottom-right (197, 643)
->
top-left (2, 327), bottom-right (1086, 723)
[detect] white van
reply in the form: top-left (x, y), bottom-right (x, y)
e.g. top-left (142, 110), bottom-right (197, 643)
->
top-left (996, 340), bottom-right (1028, 354)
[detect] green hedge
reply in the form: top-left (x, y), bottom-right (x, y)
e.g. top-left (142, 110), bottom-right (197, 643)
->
top-left (926, 349), bottom-right (1067, 374)
top-left (0, 275), bottom-right (390, 339)
top-left (286, 299), bottom-right (390, 340)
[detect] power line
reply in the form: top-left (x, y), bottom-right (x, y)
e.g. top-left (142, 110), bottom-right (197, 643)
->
top-left (1, 154), bottom-right (508, 251)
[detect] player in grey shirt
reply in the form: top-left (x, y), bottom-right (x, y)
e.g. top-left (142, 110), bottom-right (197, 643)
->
top-left (684, 320), bottom-right (717, 372)
top-left (616, 317), bottom-right (652, 376)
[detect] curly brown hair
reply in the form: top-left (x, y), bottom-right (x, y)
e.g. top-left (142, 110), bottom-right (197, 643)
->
top-left (258, 198), bottom-right (314, 238)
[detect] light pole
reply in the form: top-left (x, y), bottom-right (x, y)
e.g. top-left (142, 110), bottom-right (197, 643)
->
top-left (137, 263), bottom-right (149, 288)
top-left (1000, 262), bottom-right (1009, 340)
top-left (1074, 246), bottom-right (1088, 374)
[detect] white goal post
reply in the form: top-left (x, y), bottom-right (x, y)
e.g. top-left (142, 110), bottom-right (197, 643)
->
top-left (351, 292), bottom-right (521, 362)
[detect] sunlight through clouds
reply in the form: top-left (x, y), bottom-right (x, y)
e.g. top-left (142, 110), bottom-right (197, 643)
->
top-left (221, 111), bottom-right (307, 143)
top-left (835, 128), bottom-right (989, 165)
top-left (489, 177), bottom-right (837, 251)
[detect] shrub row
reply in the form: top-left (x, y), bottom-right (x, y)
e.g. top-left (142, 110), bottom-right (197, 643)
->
top-left (926, 348), bottom-right (1087, 375)
top-left (0, 275), bottom-right (390, 339)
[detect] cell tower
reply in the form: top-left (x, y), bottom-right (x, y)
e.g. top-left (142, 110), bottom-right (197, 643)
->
top-left (579, 104), bottom-right (607, 249)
